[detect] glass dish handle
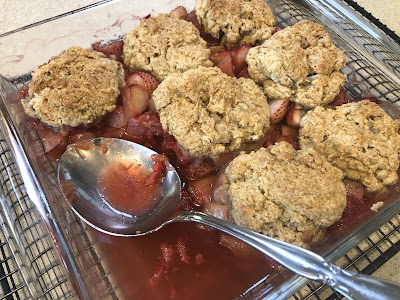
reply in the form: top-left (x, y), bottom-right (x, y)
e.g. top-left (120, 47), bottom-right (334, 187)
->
top-left (175, 211), bottom-right (400, 300)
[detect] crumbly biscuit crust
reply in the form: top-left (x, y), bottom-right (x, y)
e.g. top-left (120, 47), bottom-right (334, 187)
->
top-left (195, 0), bottom-right (276, 48)
top-left (123, 14), bottom-right (212, 81)
top-left (299, 100), bottom-right (400, 191)
top-left (22, 46), bottom-right (125, 128)
top-left (224, 142), bottom-right (346, 248)
top-left (246, 20), bottom-right (346, 108)
top-left (152, 67), bottom-right (270, 157)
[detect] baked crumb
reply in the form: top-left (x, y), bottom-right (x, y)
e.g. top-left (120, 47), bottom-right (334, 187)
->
top-left (22, 46), bottom-right (125, 128)
top-left (195, 0), bottom-right (276, 48)
top-left (123, 13), bottom-right (212, 81)
top-left (224, 142), bottom-right (346, 248)
top-left (246, 20), bottom-right (346, 108)
top-left (299, 100), bottom-right (400, 192)
top-left (152, 66), bottom-right (270, 158)
top-left (370, 202), bottom-right (384, 212)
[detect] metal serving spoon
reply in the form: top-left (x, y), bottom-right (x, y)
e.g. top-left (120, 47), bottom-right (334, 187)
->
top-left (58, 137), bottom-right (400, 300)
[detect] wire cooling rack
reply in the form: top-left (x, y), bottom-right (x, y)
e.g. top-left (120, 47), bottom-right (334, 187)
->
top-left (291, 216), bottom-right (400, 299)
top-left (0, 137), bottom-right (75, 300)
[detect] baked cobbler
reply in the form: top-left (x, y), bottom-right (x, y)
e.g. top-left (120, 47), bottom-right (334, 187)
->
top-left (16, 4), bottom-right (400, 300)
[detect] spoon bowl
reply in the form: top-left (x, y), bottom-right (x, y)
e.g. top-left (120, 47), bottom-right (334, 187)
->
top-left (57, 137), bottom-right (181, 236)
top-left (58, 137), bottom-right (400, 300)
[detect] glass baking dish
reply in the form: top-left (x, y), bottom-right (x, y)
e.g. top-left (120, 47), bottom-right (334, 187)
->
top-left (1, 0), bottom-right (400, 299)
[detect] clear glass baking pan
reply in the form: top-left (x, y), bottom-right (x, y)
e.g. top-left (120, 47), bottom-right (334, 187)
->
top-left (1, 0), bottom-right (400, 299)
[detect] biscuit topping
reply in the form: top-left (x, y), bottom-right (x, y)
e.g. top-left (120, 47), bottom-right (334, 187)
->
top-left (123, 14), bottom-right (212, 81)
top-left (224, 142), bottom-right (346, 248)
top-left (246, 20), bottom-right (346, 108)
top-left (195, 0), bottom-right (276, 48)
top-left (299, 100), bottom-right (400, 191)
top-left (152, 67), bottom-right (270, 157)
top-left (22, 46), bottom-right (125, 127)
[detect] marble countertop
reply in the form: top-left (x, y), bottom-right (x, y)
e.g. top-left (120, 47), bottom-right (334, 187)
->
top-left (0, 0), bottom-right (400, 294)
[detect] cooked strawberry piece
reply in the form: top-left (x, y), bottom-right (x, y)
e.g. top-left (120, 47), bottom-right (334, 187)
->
top-left (216, 54), bottom-right (235, 77)
top-left (232, 45), bottom-right (251, 74)
top-left (186, 11), bottom-right (204, 33)
top-left (138, 112), bottom-right (165, 137)
top-left (146, 154), bottom-right (169, 185)
top-left (126, 112), bottom-right (167, 148)
top-left (161, 242), bottom-right (176, 268)
top-left (103, 106), bottom-right (127, 128)
top-left (236, 67), bottom-right (250, 78)
top-left (161, 134), bottom-right (182, 156)
top-left (280, 124), bottom-right (298, 139)
top-left (121, 84), bottom-right (150, 120)
top-left (264, 123), bottom-right (282, 147)
top-left (125, 72), bottom-right (159, 95)
top-left (176, 236), bottom-right (192, 264)
top-left (92, 40), bottom-right (123, 60)
top-left (169, 6), bottom-right (188, 20)
top-left (210, 50), bottom-right (233, 66)
top-left (212, 151), bottom-right (237, 168)
top-left (285, 102), bottom-right (305, 128)
top-left (182, 159), bottom-right (218, 181)
top-left (179, 189), bottom-right (195, 210)
top-left (202, 202), bottom-right (231, 221)
top-left (186, 175), bottom-right (215, 206)
top-left (159, 133), bottom-right (217, 180)
top-left (274, 26), bottom-right (282, 33)
top-left (147, 98), bottom-right (157, 113)
top-left (33, 121), bottom-right (68, 154)
top-left (269, 99), bottom-right (289, 124)
top-left (186, 11), bottom-right (220, 46)
top-left (264, 123), bottom-right (299, 148)
top-left (126, 118), bottom-right (147, 143)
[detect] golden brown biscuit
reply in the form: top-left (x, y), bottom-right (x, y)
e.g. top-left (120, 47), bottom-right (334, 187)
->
top-left (123, 14), bottom-right (212, 81)
top-left (22, 46), bottom-right (125, 127)
top-left (246, 20), bottom-right (346, 108)
top-left (224, 142), bottom-right (346, 248)
top-left (152, 67), bottom-right (270, 158)
top-left (299, 100), bottom-right (400, 191)
top-left (195, 0), bottom-right (276, 48)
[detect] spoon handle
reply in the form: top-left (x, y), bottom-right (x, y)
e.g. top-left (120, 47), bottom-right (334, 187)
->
top-left (175, 211), bottom-right (400, 300)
